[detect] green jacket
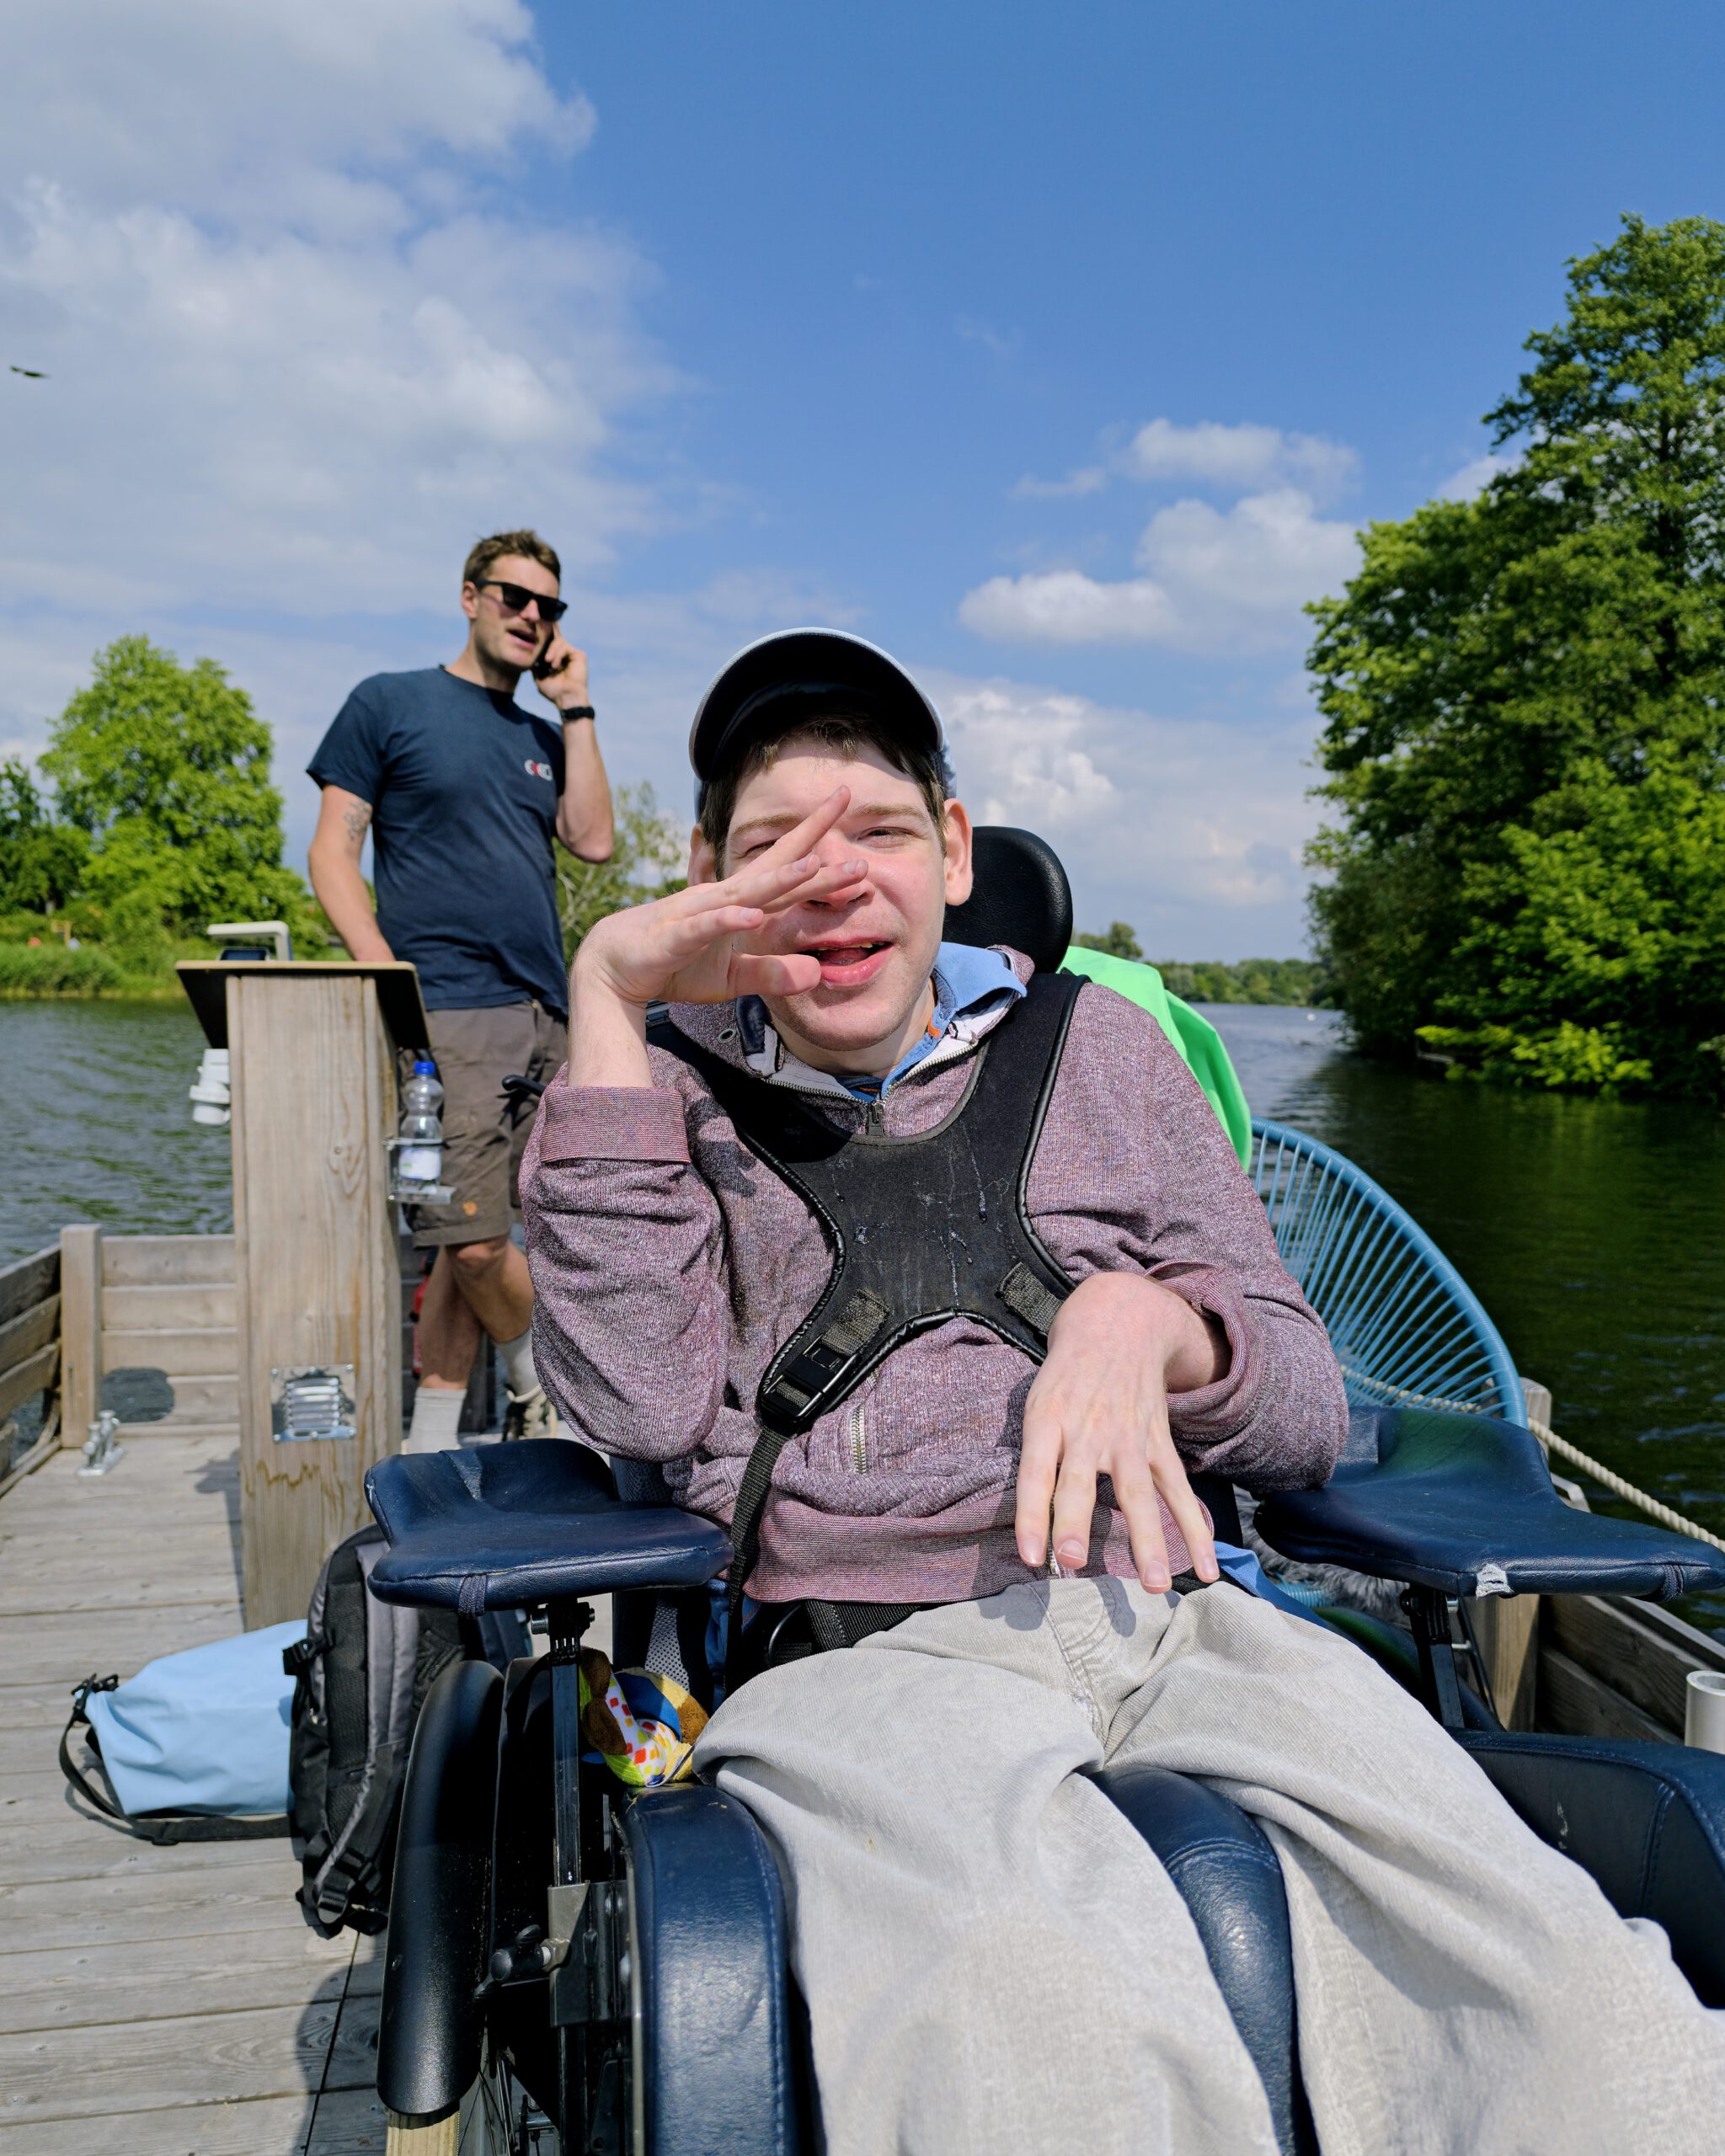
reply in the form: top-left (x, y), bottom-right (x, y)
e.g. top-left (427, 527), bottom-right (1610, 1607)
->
top-left (1059, 946), bottom-right (1252, 1166)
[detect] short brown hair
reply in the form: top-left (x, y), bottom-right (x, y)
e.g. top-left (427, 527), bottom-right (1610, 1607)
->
top-left (462, 528), bottom-right (561, 589)
top-left (699, 712), bottom-right (949, 860)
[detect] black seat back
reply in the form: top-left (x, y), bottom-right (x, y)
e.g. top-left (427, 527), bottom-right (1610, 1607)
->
top-left (945, 825), bottom-right (1072, 973)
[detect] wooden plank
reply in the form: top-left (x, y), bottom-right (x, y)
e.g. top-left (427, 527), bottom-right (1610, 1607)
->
top-left (231, 971), bottom-right (403, 1626)
top-left (0, 1561), bottom-right (238, 1615)
top-left (0, 1247), bottom-right (56, 1330)
top-left (101, 1326), bottom-right (239, 1376)
top-left (1537, 1643), bottom-right (1676, 1744)
top-left (0, 1858), bottom-right (318, 1954)
top-left (58, 1224), bottom-right (102, 1444)
top-left (1466, 1593), bottom-right (1540, 1730)
top-left (0, 1997), bottom-right (350, 2125)
top-left (105, 1281), bottom-right (238, 1331)
top-left (1545, 1593), bottom-right (1722, 1737)
top-left (0, 1294), bottom-right (57, 1382)
top-left (307, 2085), bottom-right (391, 2155)
top-left (0, 1604), bottom-right (239, 1688)
top-left (0, 1342), bottom-right (57, 1425)
top-left (0, 2092), bottom-right (321, 2155)
top-left (102, 1234), bottom-right (236, 1288)
top-left (131, 1372), bottom-right (241, 1426)
top-left (0, 1929), bottom-right (354, 2035)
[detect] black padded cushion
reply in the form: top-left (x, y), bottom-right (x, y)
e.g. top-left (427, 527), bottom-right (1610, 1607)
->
top-left (1460, 1732), bottom-right (1725, 2008)
top-left (944, 825), bottom-right (1073, 974)
top-left (1093, 1762), bottom-right (1315, 2156)
top-left (1255, 1406), bottom-right (1725, 1601)
top-left (625, 1785), bottom-right (806, 2154)
top-left (365, 1443), bottom-right (729, 1612)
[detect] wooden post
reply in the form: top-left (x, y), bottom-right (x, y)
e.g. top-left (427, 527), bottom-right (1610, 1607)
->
top-left (58, 1224), bottom-right (104, 1445)
top-left (1468, 1593), bottom-right (1541, 1729)
top-left (225, 968), bottom-right (409, 1626)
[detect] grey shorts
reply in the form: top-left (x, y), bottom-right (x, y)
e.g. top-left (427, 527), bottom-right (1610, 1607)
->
top-left (407, 1001), bottom-right (568, 1249)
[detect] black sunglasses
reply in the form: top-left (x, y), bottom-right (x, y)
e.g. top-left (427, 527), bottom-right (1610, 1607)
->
top-left (473, 578), bottom-right (569, 624)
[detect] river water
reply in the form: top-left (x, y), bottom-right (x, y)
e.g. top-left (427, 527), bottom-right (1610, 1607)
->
top-left (6, 997), bottom-right (1722, 1625)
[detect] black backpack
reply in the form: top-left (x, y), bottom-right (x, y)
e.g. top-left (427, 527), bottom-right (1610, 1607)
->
top-left (285, 1524), bottom-right (526, 1937)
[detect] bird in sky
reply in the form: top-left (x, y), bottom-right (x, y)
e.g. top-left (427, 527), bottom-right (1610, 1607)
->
top-left (9, 366), bottom-right (46, 378)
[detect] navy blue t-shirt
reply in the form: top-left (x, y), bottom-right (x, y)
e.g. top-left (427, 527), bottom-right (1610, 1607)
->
top-left (308, 667), bottom-right (569, 1016)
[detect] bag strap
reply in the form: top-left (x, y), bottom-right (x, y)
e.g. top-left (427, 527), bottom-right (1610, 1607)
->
top-left (59, 1674), bottom-right (287, 1845)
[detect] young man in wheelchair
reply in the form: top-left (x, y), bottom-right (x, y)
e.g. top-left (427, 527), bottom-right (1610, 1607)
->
top-left (521, 630), bottom-right (1724, 2156)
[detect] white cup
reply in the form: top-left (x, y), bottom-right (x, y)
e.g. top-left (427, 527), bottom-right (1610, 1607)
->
top-left (1685, 1669), bottom-right (1725, 1753)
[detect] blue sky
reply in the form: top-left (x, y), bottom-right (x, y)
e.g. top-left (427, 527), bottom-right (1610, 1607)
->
top-left (5, 1), bottom-right (1725, 954)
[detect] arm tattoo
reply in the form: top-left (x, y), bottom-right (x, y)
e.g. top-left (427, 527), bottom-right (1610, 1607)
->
top-left (342, 801), bottom-right (372, 845)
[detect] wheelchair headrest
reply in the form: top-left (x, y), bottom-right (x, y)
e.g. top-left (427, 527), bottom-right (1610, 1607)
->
top-left (944, 825), bottom-right (1074, 974)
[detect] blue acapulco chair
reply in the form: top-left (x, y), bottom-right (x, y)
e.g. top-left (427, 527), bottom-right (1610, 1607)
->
top-left (1248, 1117), bottom-right (1524, 1424)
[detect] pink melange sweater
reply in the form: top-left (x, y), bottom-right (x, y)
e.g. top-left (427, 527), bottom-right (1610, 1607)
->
top-left (521, 953), bottom-right (1348, 1607)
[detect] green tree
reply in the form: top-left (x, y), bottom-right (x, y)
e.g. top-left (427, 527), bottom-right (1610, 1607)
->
top-left (557, 780), bottom-right (688, 955)
top-left (0, 758), bottom-right (88, 915)
top-left (1072, 920), bottom-right (1144, 961)
top-left (39, 636), bottom-right (321, 960)
top-left (1307, 215), bottom-right (1725, 1096)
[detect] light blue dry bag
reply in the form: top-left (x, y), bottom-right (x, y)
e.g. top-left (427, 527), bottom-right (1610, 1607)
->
top-left (62, 1619), bottom-right (305, 1839)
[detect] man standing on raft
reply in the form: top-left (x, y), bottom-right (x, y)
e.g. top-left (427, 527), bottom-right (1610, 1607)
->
top-left (308, 530), bottom-right (614, 1448)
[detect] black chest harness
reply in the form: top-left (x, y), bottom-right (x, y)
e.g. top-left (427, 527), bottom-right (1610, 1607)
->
top-left (649, 969), bottom-right (1086, 1683)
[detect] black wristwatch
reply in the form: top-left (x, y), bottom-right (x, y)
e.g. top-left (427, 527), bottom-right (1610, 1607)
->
top-left (559, 705), bottom-right (596, 723)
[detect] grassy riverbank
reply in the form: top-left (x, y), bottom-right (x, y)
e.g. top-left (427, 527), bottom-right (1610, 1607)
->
top-left (0, 940), bottom-right (339, 999)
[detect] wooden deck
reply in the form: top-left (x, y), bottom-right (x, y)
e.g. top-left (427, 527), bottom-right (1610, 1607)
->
top-left (0, 1428), bottom-right (387, 2153)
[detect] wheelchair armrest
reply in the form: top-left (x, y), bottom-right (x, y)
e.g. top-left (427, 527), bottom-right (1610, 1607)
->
top-left (1253, 1406), bottom-right (1725, 1604)
top-left (365, 1443), bottom-right (730, 1613)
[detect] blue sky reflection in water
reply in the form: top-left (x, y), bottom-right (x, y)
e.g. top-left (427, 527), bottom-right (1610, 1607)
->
top-left (8, 998), bottom-right (1722, 1625)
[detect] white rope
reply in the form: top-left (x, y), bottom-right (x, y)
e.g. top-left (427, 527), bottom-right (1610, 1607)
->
top-left (1342, 1362), bottom-right (1725, 1556)
top-left (1527, 1417), bottom-right (1725, 1556)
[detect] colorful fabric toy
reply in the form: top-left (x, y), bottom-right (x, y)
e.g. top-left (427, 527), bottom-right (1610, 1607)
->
top-left (578, 1647), bottom-right (709, 1787)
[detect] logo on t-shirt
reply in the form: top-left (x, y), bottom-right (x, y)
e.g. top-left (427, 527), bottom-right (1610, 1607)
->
top-left (524, 759), bottom-right (554, 782)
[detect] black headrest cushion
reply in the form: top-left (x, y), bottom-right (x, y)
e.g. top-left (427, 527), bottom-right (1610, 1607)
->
top-left (943, 826), bottom-right (1073, 974)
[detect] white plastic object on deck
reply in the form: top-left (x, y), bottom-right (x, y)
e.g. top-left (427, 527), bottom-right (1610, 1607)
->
top-left (1685, 1670), bottom-right (1725, 1754)
top-left (189, 1046), bottom-right (231, 1126)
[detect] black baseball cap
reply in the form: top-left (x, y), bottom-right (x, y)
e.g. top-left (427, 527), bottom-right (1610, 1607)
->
top-left (688, 627), bottom-right (947, 799)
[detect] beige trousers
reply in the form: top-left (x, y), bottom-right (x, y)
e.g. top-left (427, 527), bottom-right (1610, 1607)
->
top-left (697, 1577), bottom-right (1725, 2156)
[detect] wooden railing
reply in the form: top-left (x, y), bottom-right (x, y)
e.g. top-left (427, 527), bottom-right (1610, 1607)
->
top-left (0, 1227), bottom-right (243, 1497)
top-left (0, 1241), bottom-right (62, 1498)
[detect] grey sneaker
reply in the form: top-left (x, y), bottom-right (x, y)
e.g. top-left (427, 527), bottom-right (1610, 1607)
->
top-left (503, 1385), bottom-right (558, 1442)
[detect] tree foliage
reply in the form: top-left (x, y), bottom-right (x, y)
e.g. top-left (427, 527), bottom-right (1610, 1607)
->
top-left (1071, 921), bottom-right (1144, 960)
top-left (37, 636), bottom-right (320, 961)
top-left (1306, 215), bottom-right (1725, 1096)
top-left (558, 780), bottom-right (688, 954)
top-left (0, 758), bottom-right (88, 915)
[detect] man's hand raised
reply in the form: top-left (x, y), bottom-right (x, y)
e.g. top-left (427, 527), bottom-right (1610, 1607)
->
top-left (568, 788), bottom-right (865, 1086)
top-left (1013, 1272), bottom-right (1225, 1595)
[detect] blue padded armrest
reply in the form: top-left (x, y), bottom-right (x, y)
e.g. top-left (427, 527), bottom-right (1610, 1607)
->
top-left (365, 1443), bottom-right (730, 1613)
top-left (625, 1784), bottom-right (807, 2155)
top-left (1459, 1732), bottom-right (1725, 2008)
top-left (1253, 1407), bottom-right (1725, 1602)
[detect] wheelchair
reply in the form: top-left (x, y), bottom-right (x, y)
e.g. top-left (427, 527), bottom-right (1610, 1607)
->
top-left (364, 834), bottom-right (1725, 2155)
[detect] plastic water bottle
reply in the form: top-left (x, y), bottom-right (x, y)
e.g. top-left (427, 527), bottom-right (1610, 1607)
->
top-left (397, 1060), bottom-right (445, 1186)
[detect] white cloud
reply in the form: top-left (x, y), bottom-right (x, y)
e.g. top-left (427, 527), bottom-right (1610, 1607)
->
top-left (1438, 451), bottom-right (1514, 499)
top-left (1121, 418), bottom-right (1356, 498)
top-left (959, 488), bottom-right (1358, 652)
top-left (927, 668), bottom-right (1320, 951)
top-left (1010, 467), bottom-right (1108, 499)
top-left (0, 3), bottom-right (670, 619)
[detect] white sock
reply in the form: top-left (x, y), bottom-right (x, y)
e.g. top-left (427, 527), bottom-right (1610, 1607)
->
top-left (405, 1385), bottom-right (466, 1454)
top-left (499, 1327), bottom-right (539, 1400)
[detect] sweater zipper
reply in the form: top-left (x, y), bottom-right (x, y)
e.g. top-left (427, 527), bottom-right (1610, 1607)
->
top-left (846, 1399), bottom-right (868, 1474)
